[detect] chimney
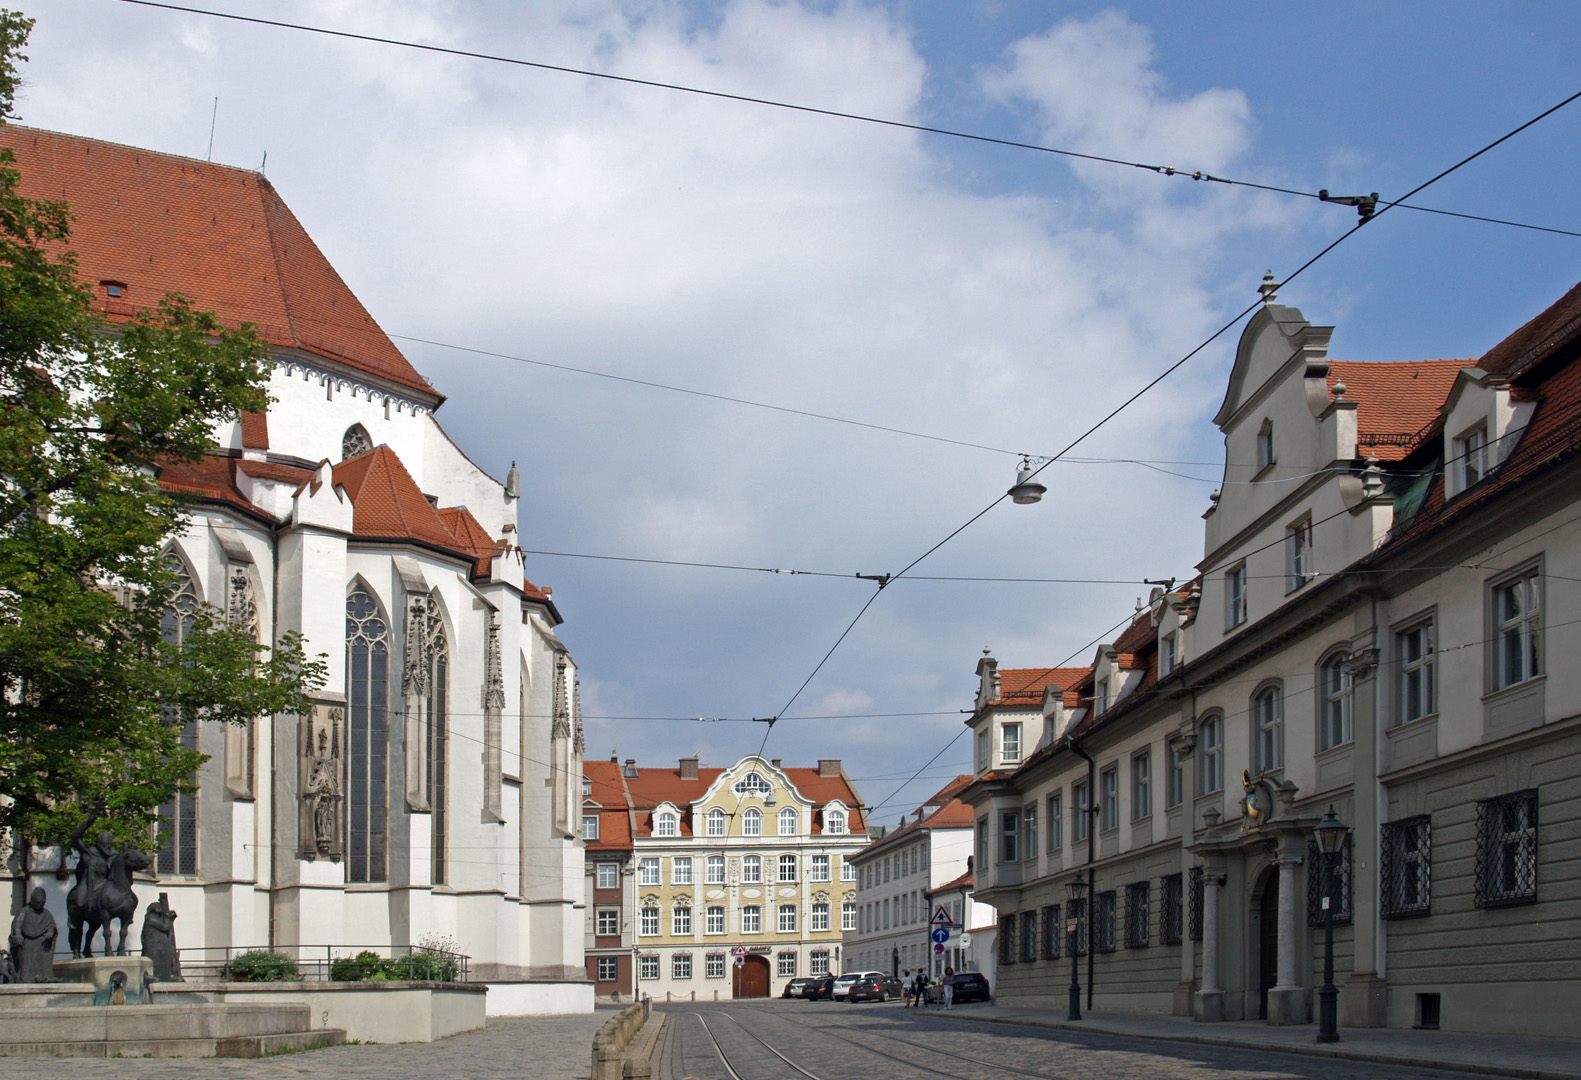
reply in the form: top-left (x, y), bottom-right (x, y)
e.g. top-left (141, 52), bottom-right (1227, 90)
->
top-left (818, 759), bottom-right (841, 777)
top-left (623, 758), bottom-right (638, 779)
top-left (770, 758), bottom-right (781, 769)
top-left (679, 756), bottom-right (699, 780)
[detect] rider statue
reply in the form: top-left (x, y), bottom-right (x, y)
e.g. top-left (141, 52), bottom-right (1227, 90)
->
top-left (66, 799), bottom-right (114, 958)
top-left (65, 800), bottom-right (151, 958)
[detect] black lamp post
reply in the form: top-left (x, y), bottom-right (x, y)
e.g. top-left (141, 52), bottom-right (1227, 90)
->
top-left (1313, 805), bottom-right (1349, 1044)
top-left (1066, 872), bottom-right (1087, 1021)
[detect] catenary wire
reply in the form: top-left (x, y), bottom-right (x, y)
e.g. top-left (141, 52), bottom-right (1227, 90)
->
top-left (112, 0), bottom-right (1581, 239)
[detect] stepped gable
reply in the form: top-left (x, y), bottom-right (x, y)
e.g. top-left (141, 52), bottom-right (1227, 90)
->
top-left (332, 445), bottom-right (461, 553)
top-left (0, 125), bottom-right (437, 400)
top-left (1325, 358), bottom-right (1467, 461)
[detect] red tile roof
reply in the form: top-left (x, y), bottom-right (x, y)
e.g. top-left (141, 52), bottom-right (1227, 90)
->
top-left (991, 667), bottom-right (1090, 709)
top-left (1, 126), bottom-right (437, 399)
top-left (583, 759), bottom-right (634, 852)
top-left (928, 870), bottom-right (973, 895)
top-left (621, 765), bottom-right (864, 838)
top-left (1326, 359), bottom-right (1468, 461)
top-left (236, 458), bottom-right (313, 485)
top-left (333, 445), bottom-right (464, 553)
top-left (437, 505), bottom-right (502, 576)
top-left (240, 410), bottom-right (269, 450)
top-left (157, 455), bottom-right (261, 517)
top-left (1479, 279), bottom-right (1581, 379)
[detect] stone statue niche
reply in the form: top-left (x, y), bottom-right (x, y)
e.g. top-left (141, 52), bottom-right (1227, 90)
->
top-left (299, 703), bottom-right (344, 862)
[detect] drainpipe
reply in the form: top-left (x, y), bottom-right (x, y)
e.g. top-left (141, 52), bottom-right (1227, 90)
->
top-left (267, 523), bottom-right (280, 951)
top-left (1069, 736), bottom-right (1097, 1010)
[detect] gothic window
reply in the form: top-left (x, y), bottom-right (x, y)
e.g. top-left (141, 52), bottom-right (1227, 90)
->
top-left (346, 588), bottom-right (390, 884)
top-left (156, 554), bottom-right (200, 877)
top-left (342, 424), bottom-right (373, 459)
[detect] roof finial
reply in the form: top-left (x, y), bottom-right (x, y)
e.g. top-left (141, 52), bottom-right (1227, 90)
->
top-left (1259, 270), bottom-right (1279, 305)
top-left (1332, 380), bottom-right (1347, 401)
top-left (504, 460), bottom-right (520, 500)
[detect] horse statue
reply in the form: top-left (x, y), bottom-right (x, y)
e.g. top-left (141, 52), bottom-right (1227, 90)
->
top-left (81, 847), bottom-right (150, 958)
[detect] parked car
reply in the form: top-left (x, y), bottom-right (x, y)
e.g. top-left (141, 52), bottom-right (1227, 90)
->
top-left (800, 975), bottom-right (836, 1000)
top-left (947, 971), bottom-right (992, 1003)
top-left (782, 977), bottom-right (816, 999)
top-left (846, 974), bottom-right (905, 1003)
top-left (830, 971), bottom-right (883, 1000)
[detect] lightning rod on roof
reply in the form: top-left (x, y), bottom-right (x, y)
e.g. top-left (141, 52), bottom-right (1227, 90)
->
top-left (207, 97), bottom-right (218, 162)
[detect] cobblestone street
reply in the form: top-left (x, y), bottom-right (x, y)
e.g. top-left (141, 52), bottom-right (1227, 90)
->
top-left (0, 1012), bottom-right (606, 1080)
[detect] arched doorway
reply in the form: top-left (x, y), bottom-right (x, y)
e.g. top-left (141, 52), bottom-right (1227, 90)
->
top-left (733, 954), bottom-right (770, 998)
top-left (1256, 868), bottom-right (1279, 1021)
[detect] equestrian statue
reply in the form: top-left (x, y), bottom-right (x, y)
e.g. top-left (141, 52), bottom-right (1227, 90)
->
top-left (65, 801), bottom-right (152, 958)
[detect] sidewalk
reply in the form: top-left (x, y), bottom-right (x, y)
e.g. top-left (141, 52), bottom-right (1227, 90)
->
top-left (931, 1004), bottom-right (1581, 1080)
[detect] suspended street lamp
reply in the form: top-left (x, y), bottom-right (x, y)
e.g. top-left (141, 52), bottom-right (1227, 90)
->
top-left (1009, 455), bottom-right (1047, 505)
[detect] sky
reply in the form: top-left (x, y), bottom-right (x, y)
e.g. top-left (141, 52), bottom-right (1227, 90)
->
top-left (16, 0), bottom-right (1581, 820)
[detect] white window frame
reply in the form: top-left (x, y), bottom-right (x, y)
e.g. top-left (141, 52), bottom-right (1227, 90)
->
top-left (655, 811), bottom-right (678, 838)
top-left (582, 814), bottom-right (600, 839)
top-left (706, 906), bottom-right (725, 935)
top-left (1286, 516), bottom-right (1314, 592)
top-left (596, 956), bottom-right (618, 981)
top-left (1397, 617), bottom-right (1436, 724)
top-left (778, 853), bottom-right (798, 882)
top-left (1199, 715), bottom-right (1223, 794)
top-left (826, 809), bottom-right (847, 835)
top-left (810, 854), bottom-right (830, 882)
top-left (1131, 752), bottom-right (1151, 820)
top-left (706, 807), bottom-right (726, 837)
top-left (1072, 784), bottom-right (1089, 843)
top-left (811, 902), bottom-right (829, 931)
top-left (1000, 809), bottom-right (1019, 864)
top-left (639, 954), bottom-right (659, 980)
top-left (840, 858), bottom-right (854, 882)
top-left (1252, 684), bottom-right (1283, 772)
top-left (671, 905), bottom-right (691, 936)
top-left (742, 855), bottom-right (762, 883)
top-left (1161, 631), bottom-right (1179, 676)
top-left (1456, 422), bottom-right (1489, 492)
top-left (672, 953), bottom-right (692, 979)
top-left (1166, 740), bottom-right (1185, 808)
top-left (1490, 563), bottom-right (1542, 692)
top-left (1047, 791), bottom-right (1062, 851)
top-left (596, 862), bottom-right (619, 890)
top-left (777, 952), bottom-right (797, 977)
top-left (778, 806), bottom-right (799, 836)
top-left (741, 905), bottom-right (762, 933)
top-left (1022, 804), bottom-right (1037, 858)
top-left (596, 908), bottom-right (619, 935)
top-left (742, 808), bottom-right (762, 837)
top-left (1256, 417), bottom-right (1275, 472)
top-left (1002, 721), bottom-right (1023, 763)
top-left (1318, 652), bottom-right (1353, 751)
top-left (638, 858), bottom-right (660, 886)
top-left (672, 856), bottom-right (692, 885)
top-left (841, 901), bottom-right (856, 931)
top-left (639, 907), bottom-right (659, 936)
top-left (1226, 563), bottom-right (1248, 628)
top-left (778, 904), bottom-right (797, 933)
top-left (705, 953), bottom-right (726, 978)
top-left (1100, 767), bottom-right (1120, 831)
top-left (706, 853), bottom-right (726, 884)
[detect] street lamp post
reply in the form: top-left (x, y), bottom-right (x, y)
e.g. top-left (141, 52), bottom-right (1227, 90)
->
top-left (1313, 806), bottom-right (1349, 1044)
top-left (1066, 872), bottom-right (1087, 1021)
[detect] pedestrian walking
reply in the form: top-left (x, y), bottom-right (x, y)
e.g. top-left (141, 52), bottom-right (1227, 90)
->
top-left (901, 969), bottom-right (913, 1007)
top-left (913, 969), bottom-right (928, 1007)
top-left (942, 966), bottom-right (955, 1010)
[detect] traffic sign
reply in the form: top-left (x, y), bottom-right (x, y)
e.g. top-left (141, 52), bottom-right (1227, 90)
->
top-left (731, 945), bottom-right (746, 957)
top-left (933, 943), bottom-right (944, 953)
top-left (735, 955), bottom-right (743, 967)
top-left (931, 906), bottom-right (952, 926)
top-left (930, 927), bottom-right (950, 944)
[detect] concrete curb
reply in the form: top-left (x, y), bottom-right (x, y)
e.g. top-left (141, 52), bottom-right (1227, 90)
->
top-left (930, 1011), bottom-right (1581, 1080)
top-left (622, 1013), bottom-right (666, 1079)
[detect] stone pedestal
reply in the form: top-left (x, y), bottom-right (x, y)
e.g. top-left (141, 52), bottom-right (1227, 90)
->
top-left (1341, 971), bottom-right (1387, 1028)
top-left (55, 956), bottom-right (154, 1004)
top-left (1193, 988), bottom-right (1228, 1022)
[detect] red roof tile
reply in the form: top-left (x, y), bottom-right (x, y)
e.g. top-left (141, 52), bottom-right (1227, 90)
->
top-left (928, 870), bottom-right (973, 895)
top-left (333, 446), bottom-right (460, 552)
top-left (621, 765), bottom-right (864, 838)
top-left (236, 458), bottom-right (313, 485)
top-left (1, 126), bottom-right (437, 399)
top-left (991, 667), bottom-right (1090, 709)
top-left (1326, 359), bottom-right (1468, 461)
top-left (239, 410), bottom-right (269, 450)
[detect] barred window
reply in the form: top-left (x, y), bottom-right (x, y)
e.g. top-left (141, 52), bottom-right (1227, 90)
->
top-left (1067, 897), bottom-right (1088, 956)
top-left (672, 953), bottom-right (692, 979)
top-left (1160, 873), bottom-right (1183, 945)
top-left (1095, 890), bottom-right (1117, 952)
top-left (596, 956), bottom-right (618, 981)
top-left (639, 954), bottom-right (659, 980)
top-left (1306, 836), bottom-right (1354, 926)
top-left (777, 953), bottom-right (797, 977)
top-left (1041, 904), bottom-right (1061, 960)
top-left (1476, 790), bottom-right (1538, 908)
top-left (810, 950), bottom-right (830, 975)
top-left (1380, 816), bottom-right (1432, 919)
top-left (1188, 867), bottom-right (1203, 942)
top-left (999, 912), bottom-right (1016, 965)
top-left (705, 953), bottom-right (726, 978)
top-left (1020, 909), bottom-right (1037, 962)
top-left (1125, 881), bottom-right (1150, 948)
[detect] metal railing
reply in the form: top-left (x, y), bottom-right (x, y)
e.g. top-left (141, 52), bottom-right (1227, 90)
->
top-left (152, 944), bottom-right (472, 983)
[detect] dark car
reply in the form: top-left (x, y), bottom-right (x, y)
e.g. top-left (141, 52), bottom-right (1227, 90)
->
top-left (947, 971), bottom-right (992, 1003)
top-left (800, 975), bottom-right (836, 1000)
top-left (846, 974), bottom-right (904, 1003)
top-left (782, 977), bottom-right (816, 999)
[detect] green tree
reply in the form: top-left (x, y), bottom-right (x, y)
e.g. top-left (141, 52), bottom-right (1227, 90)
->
top-left (0, 10), bottom-right (325, 857)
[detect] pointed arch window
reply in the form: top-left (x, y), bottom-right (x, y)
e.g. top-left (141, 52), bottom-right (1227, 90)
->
top-left (342, 424), bottom-right (373, 459)
top-left (156, 554), bottom-right (200, 877)
top-left (346, 587), bottom-right (390, 883)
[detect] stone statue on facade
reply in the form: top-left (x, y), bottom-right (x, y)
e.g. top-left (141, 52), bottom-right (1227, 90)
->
top-left (9, 887), bottom-right (58, 982)
top-left (140, 892), bottom-right (182, 981)
top-left (306, 728), bottom-right (340, 856)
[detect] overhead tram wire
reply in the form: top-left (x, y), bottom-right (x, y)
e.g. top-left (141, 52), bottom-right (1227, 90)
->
top-left (753, 85), bottom-right (1581, 753)
top-left (116, 0), bottom-right (1579, 240)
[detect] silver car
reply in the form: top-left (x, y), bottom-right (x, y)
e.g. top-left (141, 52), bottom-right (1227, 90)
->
top-left (831, 971), bottom-right (884, 1000)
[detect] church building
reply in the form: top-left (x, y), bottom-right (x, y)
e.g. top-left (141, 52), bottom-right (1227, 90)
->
top-left (1, 127), bottom-right (589, 1009)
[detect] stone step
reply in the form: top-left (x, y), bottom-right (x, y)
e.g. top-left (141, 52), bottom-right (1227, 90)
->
top-left (0, 1027), bottom-right (346, 1059)
top-left (0, 1003), bottom-right (315, 1043)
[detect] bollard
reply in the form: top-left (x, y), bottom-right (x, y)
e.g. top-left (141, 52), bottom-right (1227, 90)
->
top-left (690, 990), bottom-right (695, 1002)
top-left (666, 990), bottom-right (671, 1003)
top-left (592, 1035), bottom-right (622, 1080)
top-left (713, 990), bottom-right (718, 1002)
top-left (623, 1060), bottom-right (652, 1080)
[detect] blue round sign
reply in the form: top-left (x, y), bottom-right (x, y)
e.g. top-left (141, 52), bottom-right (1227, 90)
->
top-left (931, 926), bottom-right (950, 944)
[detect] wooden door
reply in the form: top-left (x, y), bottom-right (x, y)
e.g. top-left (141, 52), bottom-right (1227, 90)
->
top-left (734, 954), bottom-right (769, 998)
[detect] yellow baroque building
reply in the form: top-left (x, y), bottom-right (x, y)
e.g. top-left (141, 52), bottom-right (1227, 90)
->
top-left (587, 754), bottom-right (867, 1000)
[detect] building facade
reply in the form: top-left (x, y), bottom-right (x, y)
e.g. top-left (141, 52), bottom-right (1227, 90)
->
top-left (588, 755), bottom-right (865, 1001)
top-left (582, 758), bottom-right (637, 1000)
top-left (962, 278), bottom-right (1581, 1038)
top-left (1, 128), bottom-right (588, 1003)
top-left (842, 776), bottom-right (991, 980)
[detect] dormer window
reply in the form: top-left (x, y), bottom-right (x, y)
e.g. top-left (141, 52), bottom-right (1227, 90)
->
top-left (1456, 423), bottom-right (1488, 492)
top-left (654, 811), bottom-right (678, 837)
top-left (1256, 418), bottom-right (1275, 472)
top-left (101, 280), bottom-right (127, 299)
top-left (1002, 722), bottom-right (1022, 763)
top-left (1160, 631), bottom-right (1179, 676)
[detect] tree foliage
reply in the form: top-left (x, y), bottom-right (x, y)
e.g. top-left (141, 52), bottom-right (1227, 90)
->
top-left (0, 10), bottom-right (325, 851)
